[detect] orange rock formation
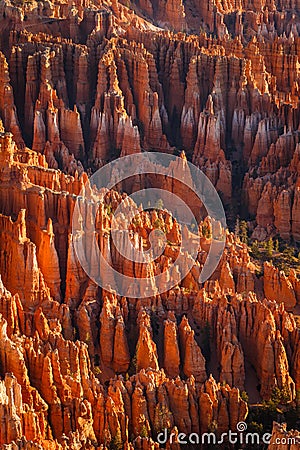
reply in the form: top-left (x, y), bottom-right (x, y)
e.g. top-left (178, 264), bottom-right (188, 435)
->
top-left (0, 0), bottom-right (299, 448)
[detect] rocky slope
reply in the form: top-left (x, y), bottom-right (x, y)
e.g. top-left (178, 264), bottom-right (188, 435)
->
top-left (0, 0), bottom-right (299, 448)
top-left (0, 123), bottom-right (299, 448)
top-left (0, 0), bottom-right (299, 234)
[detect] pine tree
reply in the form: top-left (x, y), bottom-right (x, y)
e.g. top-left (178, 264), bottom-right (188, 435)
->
top-left (155, 198), bottom-right (164, 210)
top-left (110, 428), bottom-right (123, 450)
top-left (266, 238), bottom-right (274, 258)
top-left (234, 217), bottom-right (240, 238)
top-left (251, 240), bottom-right (260, 258)
top-left (239, 220), bottom-right (248, 244)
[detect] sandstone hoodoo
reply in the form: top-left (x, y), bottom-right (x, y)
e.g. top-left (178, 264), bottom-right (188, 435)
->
top-left (0, 0), bottom-right (299, 448)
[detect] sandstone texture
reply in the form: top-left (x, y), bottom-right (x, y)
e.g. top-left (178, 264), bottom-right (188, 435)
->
top-left (0, 0), bottom-right (299, 449)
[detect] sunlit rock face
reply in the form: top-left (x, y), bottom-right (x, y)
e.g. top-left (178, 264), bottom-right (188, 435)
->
top-left (0, 0), bottom-right (299, 448)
